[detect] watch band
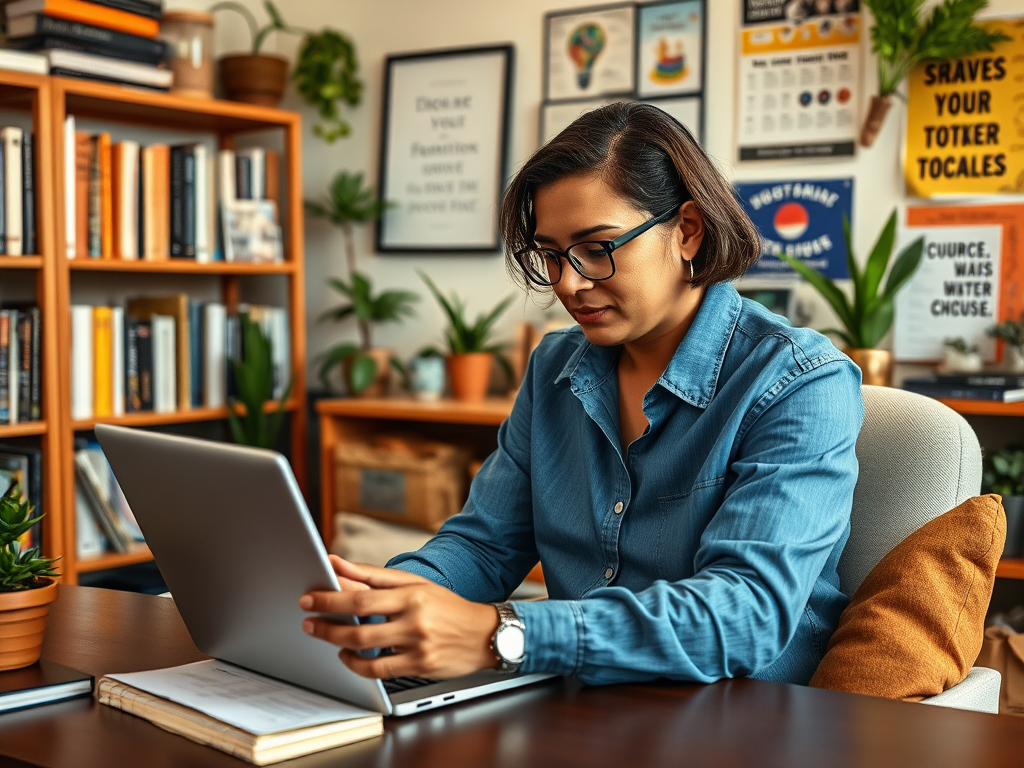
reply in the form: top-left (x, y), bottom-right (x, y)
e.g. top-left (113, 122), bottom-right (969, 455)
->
top-left (490, 602), bottom-right (526, 673)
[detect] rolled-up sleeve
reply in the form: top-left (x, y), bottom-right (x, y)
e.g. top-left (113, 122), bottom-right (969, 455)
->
top-left (512, 359), bottom-right (863, 684)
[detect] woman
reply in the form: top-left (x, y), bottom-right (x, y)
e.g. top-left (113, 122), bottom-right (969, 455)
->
top-left (300, 102), bottom-right (863, 686)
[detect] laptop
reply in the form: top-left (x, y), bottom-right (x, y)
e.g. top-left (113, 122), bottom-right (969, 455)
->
top-left (94, 424), bottom-right (553, 716)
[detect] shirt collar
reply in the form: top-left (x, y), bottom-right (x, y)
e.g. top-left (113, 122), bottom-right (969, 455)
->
top-left (553, 282), bottom-right (742, 409)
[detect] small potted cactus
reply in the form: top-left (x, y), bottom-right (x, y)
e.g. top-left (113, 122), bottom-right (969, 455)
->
top-left (941, 337), bottom-right (982, 374)
top-left (0, 482), bottom-right (60, 671)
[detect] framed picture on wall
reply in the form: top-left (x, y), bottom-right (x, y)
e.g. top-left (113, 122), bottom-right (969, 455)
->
top-left (376, 45), bottom-right (513, 253)
top-left (539, 97), bottom-right (627, 147)
top-left (544, 3), bottom-right (636, 103)
top-left (635, 0), bottom-right (706, 99)
top-left (641, 95), bottom-right (703, 143)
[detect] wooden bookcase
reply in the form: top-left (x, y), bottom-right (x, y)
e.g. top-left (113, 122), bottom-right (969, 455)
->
top-left (0, 71), bottom-right (307, 584)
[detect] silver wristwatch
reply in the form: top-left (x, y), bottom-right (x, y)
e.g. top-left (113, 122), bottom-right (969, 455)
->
top-left (490, 602), bottom-right (526, 673)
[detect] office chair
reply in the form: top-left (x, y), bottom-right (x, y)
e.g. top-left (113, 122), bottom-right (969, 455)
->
top-left (837, 385), bottom-right (1001, 713)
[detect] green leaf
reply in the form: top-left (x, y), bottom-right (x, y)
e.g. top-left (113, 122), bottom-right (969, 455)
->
top-left (778, 253), bottom-right (857, 341)
top-left (882, 236), bottom-right (925, 299)
top-left (348, 354), bottom-right (378, 395)
top-left (861, 298), bottom-right (895, 349)
top-left (860, 210), bottom-right (897, 308)
top-left (315, 343), bottom-right (360, 389)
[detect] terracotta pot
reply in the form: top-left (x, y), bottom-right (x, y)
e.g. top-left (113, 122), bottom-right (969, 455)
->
top-left (342, 348), bottom-right (393, 398)
top-left (447, 353), bottom-right (493, 402)
top-left (859, 95), bottom-right (893, 148)
top-left (846, 348), bottom-right (893, 387)
top-left (218, 54), bottom-right (288, 107)
top-left (0, 579), bottom-right (58, 671)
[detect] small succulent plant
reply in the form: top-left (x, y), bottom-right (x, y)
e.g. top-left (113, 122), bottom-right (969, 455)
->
top-left (0, 482), bottom-right (59, 592)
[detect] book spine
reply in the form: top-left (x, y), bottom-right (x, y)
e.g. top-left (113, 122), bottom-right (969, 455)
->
top-left (264, 149), bottom-right (280, 210)
top-left (70, 305), bottom-right (93, 420)
top-left (16, 312), bottom-right (31, 423)
top-left (0, 311), bottom-right (9, 423)
top-left (98, 133), bottom-right (112, 258)
top-left (203, 303), bottom-right (226, 408)
top-left (73, 454), bottom-right (130, 552)
top-left (21, 133), bottom-right (35, 255)
top-left (152, 316), bottom-right (176, 413)
top-left (135, 320), bottom-right (152, 411)
top-left (63, 114), bottom-right (75, 258)
top-left (182, 148), bottom-right (196, 259)
top-left (0, 141), bottom-right (6, 256)
top-left (903, 385), bottom-right (1015, 402)
top-left (169, 146), bottom-right (183, 257)
top-left (189, 302), bottom-right (202, 408)
top-left (113, 141), bottom-right (139, 259)
top-left (28, 306), bottom-right (41, 421)
top-left (125, 315), bottom-right (139, 412)
top-left (6, 311), bottom-right (18, 424)
top-left (225, 313), bottom-right (238, 399)
top-left (74, 130), bottom-right (90, 258)
top-left (2, 128), bottom-right (23, 256)
top-left (111, 306), bottom-right (124, 416)
top-left (235, 155), bottom-right (251, 201)
top-left (87, 135), bottom-right (100, 257)
top-left (30, 0), bottom-right (160, 38)
top-left (68, 0), bottom-right (162, 22)
top-left (11, 16), bottom-right (169, 61)
top-left (192, 145), bottom-right (209, 263)
top-left (92, 306), bottom-right (112, 417)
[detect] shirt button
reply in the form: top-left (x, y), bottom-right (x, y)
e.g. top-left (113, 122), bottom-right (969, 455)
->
top-left (604, 568), bottom-right (613, 579)
top-left (613, 502), bottom-right (624, 514)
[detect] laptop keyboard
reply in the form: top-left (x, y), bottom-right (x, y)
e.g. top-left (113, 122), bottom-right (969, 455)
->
top-left (383, 676), bottom-right (438, 694)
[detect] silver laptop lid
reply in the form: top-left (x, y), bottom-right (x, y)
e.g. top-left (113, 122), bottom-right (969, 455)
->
top-left (94, 424), bottom-right (392, 715)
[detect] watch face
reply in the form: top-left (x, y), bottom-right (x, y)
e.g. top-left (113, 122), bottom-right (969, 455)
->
top-left (495, 624), bottom-right (525, 663)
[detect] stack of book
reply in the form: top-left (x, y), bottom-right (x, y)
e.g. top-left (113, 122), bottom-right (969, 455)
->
top-left (69, 298), bottom-right (290, 421)
top-left (73, 438), bottom-right (142, 556)
top-left (64, 117), bottom-right (282, 264)
top-left (0, 126), bottom-right (39, 257)
top-left (4, 0), bottom-right (171, 91)
top-left (902, 373), bottom-right (1024, 403)
top-left (0, 443), bottom-right (43, 550)
top-left (0, 304), bottom-right (42, 425)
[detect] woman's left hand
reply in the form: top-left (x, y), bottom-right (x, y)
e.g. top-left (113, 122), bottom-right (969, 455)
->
top-left (299, 555), bottom-right (500, 680)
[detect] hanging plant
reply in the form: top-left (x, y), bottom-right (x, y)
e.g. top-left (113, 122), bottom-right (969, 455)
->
top-left (293, 29), bottom-right (363, 143)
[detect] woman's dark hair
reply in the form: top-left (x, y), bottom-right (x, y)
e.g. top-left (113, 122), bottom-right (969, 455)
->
top-left (500, 102), bottom-right (760, 291)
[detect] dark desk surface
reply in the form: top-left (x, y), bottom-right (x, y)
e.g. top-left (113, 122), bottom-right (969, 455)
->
top-left (1, 586), bottom-right (1023, 768)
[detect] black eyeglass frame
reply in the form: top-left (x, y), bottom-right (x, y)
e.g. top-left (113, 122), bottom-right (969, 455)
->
top-left (515, 205), bottom-right (680, 287)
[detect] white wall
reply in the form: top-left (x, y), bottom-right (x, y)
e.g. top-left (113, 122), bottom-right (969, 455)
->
top-left (164, 0), bottom-right (1024, 380)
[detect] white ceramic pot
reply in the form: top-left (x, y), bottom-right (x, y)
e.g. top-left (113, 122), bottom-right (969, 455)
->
top-left (942, 348), bottom-right (983, 373)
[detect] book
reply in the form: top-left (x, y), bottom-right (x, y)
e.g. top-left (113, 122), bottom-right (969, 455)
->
top-left (75, 479), bottom-right (107, 555)
top-left (236, 148), bottom-right (265, 200)
top-left (73, 130), bottom-right (90, 258)
top-left (0, 311), bottom-right (10, 423)
top-left (6, 15), bottom-right (169, 64)
top-left (76, 442), bottom-right (140, 543)
top-left (3, 304), bottom-right (43, 422)
top-left (221, 200), bottom-right (282, 263)
top-left (140, 143), bottom-right (169, 261)
top-left (169, 144), bottom-right (183, 257)
top-left (6, 310), bottom-right (18, 424)
top-left (97, 132), bottom-right (112, 258)
top-left (0, 443), bottom-right (44, 548)
top-left (63, 114), bottom-right (75, 258)
top-left (42, 48), bottom-right (172, 89)
top-left (125, 314), bottom-right (140, 411)
top-left (0, 47), bottom-right (48, 74)
top-left (0, 661), bottom-right (92, 714)
top-left (0, 140), bottom-right (5, 256)
top-left (135, 318), bottom-right (153, 411)
top-left (6, 0), bottom-right (161, 38)
top-left (87, 133), bottom-right (101, 256)
top-left (151, 314), bottom-right (176, 414)
top-left (127, 295), bottom-right (190, 410)
top-left (902, 383), bottom-right (1024, 403)
top-left (263, 149), bottom-right (279, 211)
top-left (203, 303), bottom-right (226, 408)
top-left (97, 660), bottom-right (382, 766)
top-left (111, 305), bottom-right (124, 416)
top-left (188, 301), bottom-right (202, 408)
top-left (191, 143), bottom-right (211, 263)
top-left (111, 140), bottom-right (139, 259)
top-left (1, 127), bottom-right (23, 256)
top-left (70, 304), bottom-right (93, 420)
top-left (21, 132), bottom-right (35, 255)
top-left (74, 446), bottom-right (132, 552)
top-left (92, 305), bottom-right (112, 417)
top-left (904, 374), bottom-right (1024, 389)
top-left (14, 311), bottom-right (31, 423)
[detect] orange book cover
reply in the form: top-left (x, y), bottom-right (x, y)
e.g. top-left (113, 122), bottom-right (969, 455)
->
top-left (73, 131), bottom-right (90, 259)
top-left (22, 0), bottom-right (159, 38)
top-left (93, 305), bottom-right (113, 417)
top-left (98, 132), bottom-right (112, 259)
top-left (142, 144), bottom-right (169, 260)
top-left (264, 149), bottom-right (280, 210)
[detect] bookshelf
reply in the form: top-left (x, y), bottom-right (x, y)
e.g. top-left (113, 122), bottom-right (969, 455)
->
top-left (0, 71), bottom-right (308, 584)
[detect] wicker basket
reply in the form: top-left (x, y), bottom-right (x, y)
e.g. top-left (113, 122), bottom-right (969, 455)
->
top-left (334, 435), bottom-right (471, 532)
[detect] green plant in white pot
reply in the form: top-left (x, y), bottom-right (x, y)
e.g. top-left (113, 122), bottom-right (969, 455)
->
top-left (987, 315), bottom-right (1024, 374)
top-left (778, 210), bottom-right (924, 386)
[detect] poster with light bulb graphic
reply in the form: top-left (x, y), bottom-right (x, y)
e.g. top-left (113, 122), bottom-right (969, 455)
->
top-left (636, 0), bottom-right (705, 99)
top-left (545, 4), bottom-right (635, 102)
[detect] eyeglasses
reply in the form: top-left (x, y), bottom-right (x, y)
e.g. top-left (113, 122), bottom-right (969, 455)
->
top-left (515, 206), bottom-right (678, 287)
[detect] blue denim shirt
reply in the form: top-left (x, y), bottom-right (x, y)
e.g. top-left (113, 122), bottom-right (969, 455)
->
top-left (389, 282), bottom-right (864, 686)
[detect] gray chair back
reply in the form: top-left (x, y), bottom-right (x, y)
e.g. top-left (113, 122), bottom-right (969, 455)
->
top-left (837, 385), bottom-right (983, 597)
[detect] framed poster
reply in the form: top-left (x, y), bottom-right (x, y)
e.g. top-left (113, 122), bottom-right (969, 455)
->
top-left (377, 45), bottom-right (513, 253)
top-left (641, 96), bottom-right (703, 143)
top-left (734, 177), bottom-right (853, 279)
top-left (540, 97), bottom-right (625, 146)
top-left (736, 0), bottom-right (862, 161)
top-left (545, 4), bottom-right (636, 103)
top-left (635, 0), bottom-right (706, 99)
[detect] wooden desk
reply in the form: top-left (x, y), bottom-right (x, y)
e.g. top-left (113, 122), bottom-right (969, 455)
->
top-left (2, 586), bottom-right (1024, 768)
top-left (316, 398), bottom-right (514, 546)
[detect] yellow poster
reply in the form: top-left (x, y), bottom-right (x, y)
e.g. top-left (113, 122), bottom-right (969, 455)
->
top-left (904, 18), bottom-right (1024, 197)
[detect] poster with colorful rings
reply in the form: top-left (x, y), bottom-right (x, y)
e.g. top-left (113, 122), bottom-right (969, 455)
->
top-left (734, 177), bottom-right (853, 279)
top-left (636, 0), bottom-right (705, 98)
top-left (737, 0), bottom-right (861, 161)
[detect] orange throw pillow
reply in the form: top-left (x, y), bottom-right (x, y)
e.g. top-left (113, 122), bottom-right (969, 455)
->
top-left (809, 494), bottom-right (1006, 700)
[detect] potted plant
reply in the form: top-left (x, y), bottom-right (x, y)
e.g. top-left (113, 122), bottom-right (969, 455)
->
top-left (778, 210), bottom-right (924, 386)
top-left (987, 315), bottom-right (1024, 374)
top-left (859, 0), bottom-right (1008, 146)
top-left (420, 272), bottom-right (514, 402)
top-left (306, 171), bottom-right (417, 396)
top-left (942, 337), bottom-right (982, 373)
top-left (983, 446), bottom-right (1024, 559)
top-left (314, 273), bottom-right (419, 397)
top-left (210, 0), bottom-right (361, 127)
top-left (227, 314), bottom-right (294, 448)
top-left (0, 482), bottom-right (60, 671)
